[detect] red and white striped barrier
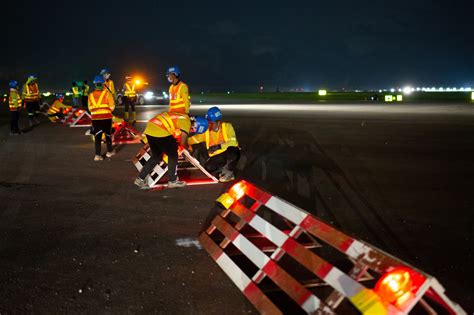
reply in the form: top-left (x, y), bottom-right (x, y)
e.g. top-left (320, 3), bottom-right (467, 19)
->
top-left (132, 144), bottom-right (218, 188)
top-left (199, 180), bottom-right (466, 315)
top-left (69, 109), bottom-right (92, 127)
top-left (112, 123), bottom-right (142, 144)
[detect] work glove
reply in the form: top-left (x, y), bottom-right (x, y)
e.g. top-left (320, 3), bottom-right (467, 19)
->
top-left (208, 144), bottom-right (222, 154)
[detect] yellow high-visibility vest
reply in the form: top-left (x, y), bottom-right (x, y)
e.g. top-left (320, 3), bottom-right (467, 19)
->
top-left (124, 83), bottom-right (137, 97)
top-left (168, 81), bottom-right (190, 114)
top-left (88, 89), bottom-right (114, 120)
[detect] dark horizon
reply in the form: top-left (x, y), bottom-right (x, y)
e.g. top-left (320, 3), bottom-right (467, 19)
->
top-left (3, 1), bottom-right (474, 91)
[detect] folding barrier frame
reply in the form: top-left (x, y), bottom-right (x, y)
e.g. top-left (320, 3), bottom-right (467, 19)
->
top-left (199, 180), bottom-right (466, 315)
top-left (132, 144), bottom-right (218, 188)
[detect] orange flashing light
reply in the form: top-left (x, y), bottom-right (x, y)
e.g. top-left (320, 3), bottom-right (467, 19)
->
top-left (228, 181), bottom-right (247, 201)
top-left (216, 181), bottom-right (247, 209)
top-left (375, 267), bottom-right (415, 307)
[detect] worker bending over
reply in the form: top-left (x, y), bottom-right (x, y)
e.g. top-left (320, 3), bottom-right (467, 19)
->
top-left (88, 75), bottom-right (115, 161)
top-left (189, 107), bottom-right (240, 182)
top-left (47, 94), bottom-right (72, 122)
top-left (166, 66), bottom-right (190, 114)
top-left (22, 75), bottom-right (41, 126)
top-left (122, 76), bottom-right (137, 122)
top-left (8, 80), bottom-right (22, 135)
top-left (134, 113), bottom-right (208, 189)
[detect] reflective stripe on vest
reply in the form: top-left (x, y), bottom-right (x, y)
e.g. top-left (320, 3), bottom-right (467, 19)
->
top-left (83, 85), bottom-right (90, 95)
top-left (24, 83), bottom-right (39, 101)
top-left (205, 123), bottom-right (229, 149)
top-left (169, 82), bottom-right (186, 111)
top-left (72, 86), bottom-right (80, 96)
top-left (89, 90), bottom-right (112, 119)
top-left (124, 83), bottom-right (136, 97)
top-left (9, 91), bottom-right (21, 111)
top-left (149, 112), bottom-right (180, 137)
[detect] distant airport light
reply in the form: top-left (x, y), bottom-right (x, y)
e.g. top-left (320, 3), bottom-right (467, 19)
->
top-left (465, 87), bottom-right (472, 91)
top-left (385, 95), bottom-right (394, 102)
top-left (318, 89), bottom-right (327, 96)
top-left (390, 88), bottom-right (395, 93)
top-left (227, 91), bottom-right (231, 94)
top-left (397, 95), bottom-right (403, 101)
top-left (42, 92), bottom-right (52, 97)
top-left (65, 92), bottom-right (72, 96)
top-left (471, 92), bottom-right (474, 101)
top-left (403, 86), bottom-right (412, 95)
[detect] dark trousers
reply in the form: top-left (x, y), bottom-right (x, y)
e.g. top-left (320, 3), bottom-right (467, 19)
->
top-left (82, 96), bottom-right (89, 111)
top-left (206, 146), bottom-right (241, 173)
top-left (92, 119), bottom-right (113, 155)
top-left (139, 135), bottom-right (178, 182)
top-left (10, 111), bottom-right (20, 133)
top-left (123, 96), bottom-right (136, 113)
top-left (25, 100), bottom-right (40, 120)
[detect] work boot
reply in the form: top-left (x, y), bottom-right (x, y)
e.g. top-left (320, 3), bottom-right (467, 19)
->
top-left (94, 155), bottom-right (104, 161)
top-left (106, 150), bottom-right (116, 158)
top-left (219, 170), bottom-right (235, 182)
top-left (134, 177), bottom-right (150, 190)
top-left (168, 180), bottom-right (186, 188)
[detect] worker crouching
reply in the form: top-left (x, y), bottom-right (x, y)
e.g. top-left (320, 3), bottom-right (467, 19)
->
top-left (189, 107), bottom-right (240, 182)
top-left (134, 113), bottom-right (208, 189)
top-left (88, 75), bottom-right (116, 161)
top-left (47, 94), bottom-right (72, 122)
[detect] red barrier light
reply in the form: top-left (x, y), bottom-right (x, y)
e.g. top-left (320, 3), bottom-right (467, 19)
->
top-left (375, 267), bottom-right (414, 306)
top-left (228, 181), bottom-right (247, 201)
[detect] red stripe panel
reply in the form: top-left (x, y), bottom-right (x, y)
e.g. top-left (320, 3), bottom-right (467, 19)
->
top-left (231, 203), bottom-right (256, 222)
top-left (262, 260), bottom-right (312, 306)
top-left (281, 238), bottom-right (334, 279)
top-left (246, 184), bottom-right (272, 205)
top-left (243, 282), bottom-right (283, 315)
top-left (212, 215), bottom-right (240, 241)
top-left (198, 233), bottom-right (224, 261)
top-left (301, 216), bottom-right (355, 253)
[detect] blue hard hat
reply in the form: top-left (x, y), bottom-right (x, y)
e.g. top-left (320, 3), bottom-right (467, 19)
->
top-left (206, 106), bottom-right (222, 122)
top-left (100, 68), bottom-right (110, 75)
top-left (56, 93), bottom-right (64, 99)
top-left (166, 66), bottom-right (181, 77)
top-left (193, 116), bottom-right (208, 134)
top-left (93, 75), bottom-right (105, 84)
top-left (9, 80), bottom-right (18, 88)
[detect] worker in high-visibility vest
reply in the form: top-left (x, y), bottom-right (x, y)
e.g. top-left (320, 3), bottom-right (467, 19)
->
top-left (8, 80), bottom-right (22, 135)
top-left (22, 75), bottom-right (41, 126)
top-left (166, 66), bottom-right (190, 114)
top-left (71, 81), bottom-right (81, 107)
top-left (100, 68), bottom-right (116, 99)
top-left (188, 107), bottom-right (240, 182)
top-left (134, 113), bottom-right (208, 189)
top-left (88, 75), bottom-right (116, 161)
top-left (81, 80), bottom-right (90, 111)
top-left (122, 76), bottom-right (137, 122)
top-left (47, 94), bottom-right (72, 122)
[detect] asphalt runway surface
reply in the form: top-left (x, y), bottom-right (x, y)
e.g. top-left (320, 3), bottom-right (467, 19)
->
top-left (0, 103), bottom-right (473, 313)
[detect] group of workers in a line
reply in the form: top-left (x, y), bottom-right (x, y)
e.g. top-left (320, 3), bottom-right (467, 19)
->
top-left (70, 80), bottom-right (90, 108)
top-left (8, 75), bottom-right (43, 133)
top-left (8, 66), bottom-right (240, 188)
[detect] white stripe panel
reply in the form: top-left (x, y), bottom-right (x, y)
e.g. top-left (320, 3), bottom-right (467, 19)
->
top-left (301, 295), bottom-right (321, 313)
top-left (248, 215), bottom-right (288, 247)
top-left (324, 268), bottom-right (364, 298)
top-left (216, 253), bottom-right (252, 291)
top-left (345, 241), bottom-right (369, 260)
top-left (233, 234), bottom-right (270, 269)
top-left (265, 197), bottom-right (308, 225)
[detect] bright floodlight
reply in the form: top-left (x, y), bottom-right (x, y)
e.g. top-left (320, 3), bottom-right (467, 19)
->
top-left (144, 91), bottom-right (154, 100)
top-left (390, 88), bottom-right (395, 93)
top-left (318, 89), bottom-right (327, 96)
top-left (403, 86), bottom-right (412, 95)
top-left (472, 92), bottom-right (474, 100)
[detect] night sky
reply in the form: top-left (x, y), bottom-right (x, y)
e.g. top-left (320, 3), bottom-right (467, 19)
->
top-left (3, 1), bottom-right (474, 91)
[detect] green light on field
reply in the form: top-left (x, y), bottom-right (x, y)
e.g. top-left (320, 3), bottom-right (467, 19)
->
top-left (385, 95), bottom-right (394, 102)
top-left (396, 95), bottom-right (403, 102)
top-left (318, 89), bottom-right (327, 96)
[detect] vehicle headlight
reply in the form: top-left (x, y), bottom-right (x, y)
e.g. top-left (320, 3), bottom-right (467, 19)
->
top-left (144, 91), bottom-right (154, 100)
top-left (162, 92), bottom-right (168, 99)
